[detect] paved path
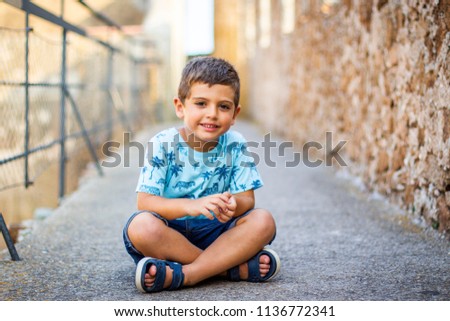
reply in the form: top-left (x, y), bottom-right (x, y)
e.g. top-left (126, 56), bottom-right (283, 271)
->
top-left (1, 122), bottom-right (449, 300)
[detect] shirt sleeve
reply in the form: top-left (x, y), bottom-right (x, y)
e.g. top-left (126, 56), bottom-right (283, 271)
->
top-left (135, 135), bottom-right (167, 196)
top-left (229, 141), bottom-right (264, 194)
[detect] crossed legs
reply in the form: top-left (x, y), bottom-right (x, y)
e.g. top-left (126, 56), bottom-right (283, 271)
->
top-left (127, 209), bottom-right (276, 288)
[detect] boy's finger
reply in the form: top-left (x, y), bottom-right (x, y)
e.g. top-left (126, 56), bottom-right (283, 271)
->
top-left (218, 205), bottom-right (233, 218)
top-left (217, 212), bottom-right (231, 223)
top-left (201, 207), bottom-right (215, 220)
top-left (212, 198), bottom-right (229, 213)
top-left (219, 202), bottom-right (229, 213)
top-left (221, 212), bottom-right (233, 221)
top-left (205, 204), bottom-right (220, 218)
top-left (216, 214), bottom-right (227, 223)
top-left (218, 194), bottom-right (231, 204)
top-left (227, 196), bottom-right (237, 208)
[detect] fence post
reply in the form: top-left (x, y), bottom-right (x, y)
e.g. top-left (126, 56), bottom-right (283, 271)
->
top-left (106, 48), bottom-right (114, 141)
top-left (64, 87), bottom-right (104, 177)
top-left (24, 11), bottom-right (31, 188)
top-left (130, 58), bottom-right (137, 126)
top-left (0, 213), bottom-right (21, 261)
top-left (58, 23), bottom-right (67, 201)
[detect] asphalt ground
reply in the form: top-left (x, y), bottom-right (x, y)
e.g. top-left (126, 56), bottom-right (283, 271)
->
top-left (1, 122), bottom-right (449, 301)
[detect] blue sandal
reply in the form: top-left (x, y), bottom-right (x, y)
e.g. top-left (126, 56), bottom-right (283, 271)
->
top-left (227, 247), bottom-right (281, 282)
top-left (135, 257), bottom-right (185, 293)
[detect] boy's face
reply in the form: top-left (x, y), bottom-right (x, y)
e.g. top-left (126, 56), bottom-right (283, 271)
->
top-left (174, 82), bottom-right (241, 151)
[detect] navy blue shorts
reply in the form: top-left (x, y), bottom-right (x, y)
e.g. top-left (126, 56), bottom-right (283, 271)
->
top-left (123, 209), bottom-right (275, 264)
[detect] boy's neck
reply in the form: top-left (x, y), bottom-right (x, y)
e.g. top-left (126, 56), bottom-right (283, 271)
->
top-left (179, 127), bottom-right (218, 153)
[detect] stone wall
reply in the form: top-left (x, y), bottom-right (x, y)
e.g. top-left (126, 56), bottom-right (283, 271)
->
top-left (243, 0), bottom-right (450, 235)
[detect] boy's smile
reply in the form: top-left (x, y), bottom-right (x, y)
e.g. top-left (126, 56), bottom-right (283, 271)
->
top-left (174, 82), bottom-right (241, 152)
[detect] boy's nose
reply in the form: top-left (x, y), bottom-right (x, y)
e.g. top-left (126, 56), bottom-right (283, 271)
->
top-left (206, 106), bottom-right (218, 118)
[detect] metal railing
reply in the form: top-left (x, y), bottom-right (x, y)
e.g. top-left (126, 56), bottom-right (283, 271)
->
top-left (0, 0), bottom-right (156, 259)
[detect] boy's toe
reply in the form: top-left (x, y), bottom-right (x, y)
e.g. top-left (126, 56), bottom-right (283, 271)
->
top-left (260, 254), bottom-right (270, 264)
top-left (148, 264), bottom-right (157, 277)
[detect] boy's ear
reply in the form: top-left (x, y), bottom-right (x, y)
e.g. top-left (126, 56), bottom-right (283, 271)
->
top-left (231, 105), bottom-right (241, 125)
top-left (173, 97), bottom-right (185, 119)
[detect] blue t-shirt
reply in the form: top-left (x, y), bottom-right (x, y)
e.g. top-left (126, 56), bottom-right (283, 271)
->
top-left (136, 127), bottom-right (263, 219)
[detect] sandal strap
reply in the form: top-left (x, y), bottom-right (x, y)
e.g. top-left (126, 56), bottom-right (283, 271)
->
top-left (166, 261), bottom-right (184, 290)
top-left (227, 266), bottom-right (241, 282)
top-left (227, 248), bottom-right (280, 282)
top-left (247, 252), bottom-right (263, 282)
top-left (142, 259), bottom-right (166, 292)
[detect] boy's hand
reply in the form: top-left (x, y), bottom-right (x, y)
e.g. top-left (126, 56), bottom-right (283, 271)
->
top-left (187, 194), bottom-right (230, 220)
top-left (216, 192), bottom-right (237, 223)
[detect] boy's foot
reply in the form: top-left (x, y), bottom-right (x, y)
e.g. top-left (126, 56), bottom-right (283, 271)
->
top-left (144, 255), bottom-right (271, 288)
top-left (237, 254), bottom-right (271, 280)
top-left (136, 257), bottom-right (184, 292)
top-left (144, 264), bottom-right (174, 289)
top-left (227, 248), bottom-right (281, 282)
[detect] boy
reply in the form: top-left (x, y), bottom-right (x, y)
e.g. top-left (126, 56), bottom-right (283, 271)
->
top-left (123, 57), bottom-right (280, 292)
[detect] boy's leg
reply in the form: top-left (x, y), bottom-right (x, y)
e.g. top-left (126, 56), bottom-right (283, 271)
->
top-left (128, 209), bottom-right (276, 288)
top-left (127, 211), bottom-right (202, 264)
top-left (183, 208), bottom-right (276, 286)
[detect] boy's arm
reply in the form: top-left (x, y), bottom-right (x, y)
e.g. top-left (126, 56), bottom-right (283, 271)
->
top-left (137, 192), bottom-right (230, 221)
top-left (137, 193), bottom-right (190, 220)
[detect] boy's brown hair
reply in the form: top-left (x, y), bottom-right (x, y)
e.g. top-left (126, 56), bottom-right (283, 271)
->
top-left (178, 57), bottom-right (240, 107)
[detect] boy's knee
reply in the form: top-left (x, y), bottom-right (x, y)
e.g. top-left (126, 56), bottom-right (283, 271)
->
top-left (127, 212), bottom-right (165, 245)
top-left (258, 209), bottom-right (276, 232)
top-left (246, 209), bottom-right (276, 236)
top-left (255, 208), bottom-right (274, 221)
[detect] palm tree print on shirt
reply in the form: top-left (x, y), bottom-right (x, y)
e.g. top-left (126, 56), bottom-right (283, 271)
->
top-left (166, 151), bottom-right (175, 164)
top-left (200, 170), bottom-right (213, 189)
top-left (141, 167), bottom-right (147, 184)
top-left (141, 185), bottom-right (161, 196)
top-left (173, 181), bottom-right (195, 190)
top-left (176, 142), bottom-right (188, 157)
top-left (149, 156), bottom-right (165, 180)
top-left (192, 161), bottom-right (200, 170)
top-left (156, 178), bottom-right (166, 186)
top-left (214, 164), bottom-right (229, 182)
top-left (230, 167), bottom-right (239, 191)
top-left (169, 163), bottom-right (183, 182)
top-left (251, 179), bottom-right (262, 189)
top-left (199, 182), bottom-right (219, 197)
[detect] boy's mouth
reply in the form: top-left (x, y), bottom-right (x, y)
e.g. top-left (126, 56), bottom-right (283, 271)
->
top-left (200, 123), bottom-right (219, 129)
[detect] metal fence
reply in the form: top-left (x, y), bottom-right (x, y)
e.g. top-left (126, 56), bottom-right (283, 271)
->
top-left (0, 0), bottom-right (154, 198)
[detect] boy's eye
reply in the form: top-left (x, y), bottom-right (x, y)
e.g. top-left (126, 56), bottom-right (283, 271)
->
top-left (219, 104), bottom-right (231, 110)
top-left (195, 102), bottom-right (206, 107)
